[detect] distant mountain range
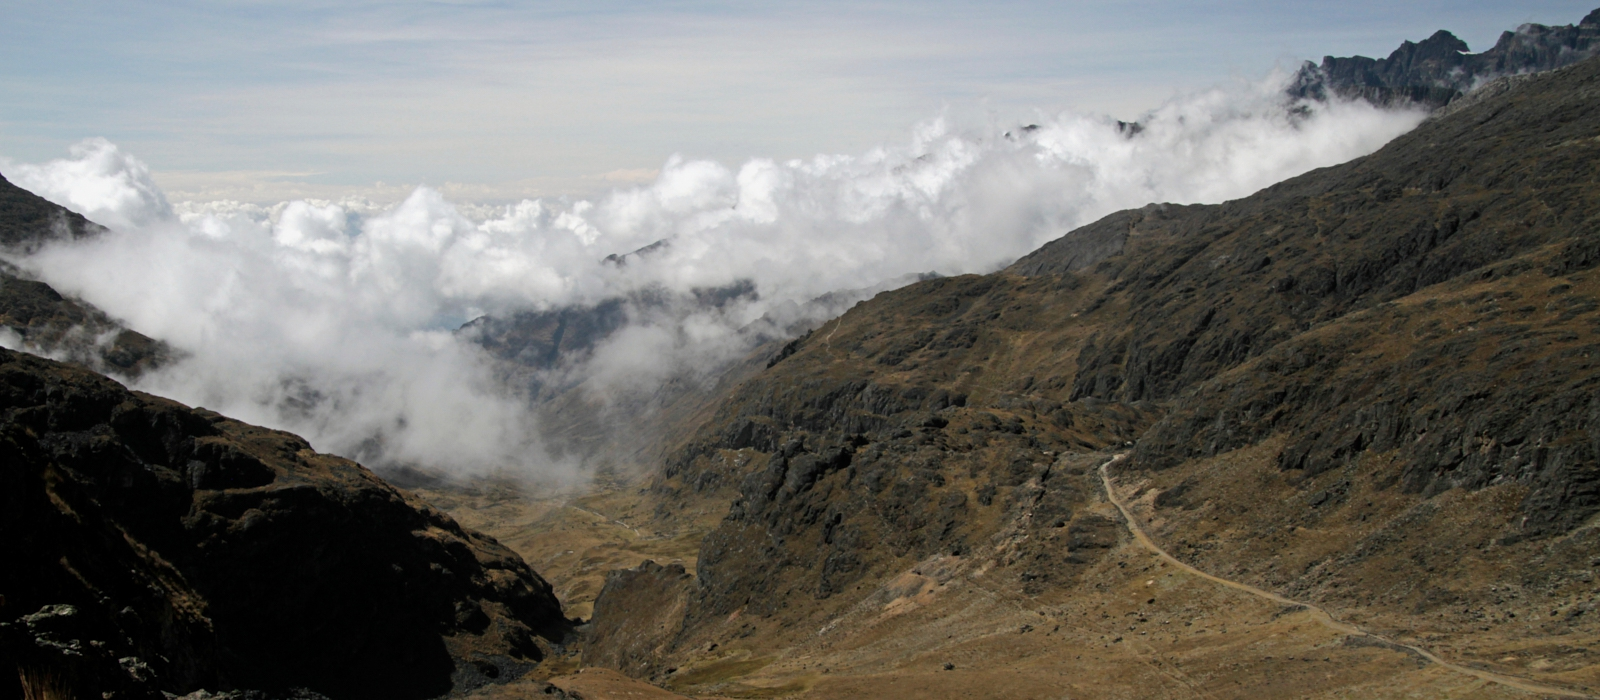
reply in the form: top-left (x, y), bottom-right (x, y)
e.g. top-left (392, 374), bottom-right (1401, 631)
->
top-left (1290, 8), bottom-right (1600, 108)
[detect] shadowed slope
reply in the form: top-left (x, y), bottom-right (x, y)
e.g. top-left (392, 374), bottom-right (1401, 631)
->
top-left (0, 348), bottom-right (572, 699)
top-left (0, 172), bottom-right (104, 252)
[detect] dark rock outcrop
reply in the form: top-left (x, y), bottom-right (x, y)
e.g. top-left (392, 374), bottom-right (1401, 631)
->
top-left (0, 348), bottom-right (572, 699)
top-left (0, 266), bottom-right (172, 379)
top-left (0, 172), bottom-right (104, 252)
top-left (583, 561), bottom-right (694, 676)
top-left (1289, 8), bottom-right (1600, 108)
top-left (0, 171), bottom-right (170, 379)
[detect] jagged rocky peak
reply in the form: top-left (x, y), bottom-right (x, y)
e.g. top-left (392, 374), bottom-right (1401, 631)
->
top-left (1289, 6), bottom-right (1600, 108)
top-left (1057, 9), bottom-right (1598, 144)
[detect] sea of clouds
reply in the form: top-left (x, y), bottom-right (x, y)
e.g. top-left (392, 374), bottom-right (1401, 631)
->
top-left (0, 71), bottom-right (1426, 479)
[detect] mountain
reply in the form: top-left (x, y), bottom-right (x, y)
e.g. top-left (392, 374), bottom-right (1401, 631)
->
top-left (0, 347), bottom-right (575, 699)
top-left (0, 177), bottom-right (579, 699)
top-left (0, 264), bottom-right (173, 379)
top-left (0, 172), bottom-right (103, 252)
top-left (1289, 7), bottom-right (1600, 108)
top-left (453, 8), bottom-right (1600, 479)
top-left (575, 52), bottom-right (1600, 696)
top-left (453, 271), bottom-right (937, 478)
top-left (8, 11), bottom-right (1600, 699)
top-left (0, 173), bottom-right (171, 379)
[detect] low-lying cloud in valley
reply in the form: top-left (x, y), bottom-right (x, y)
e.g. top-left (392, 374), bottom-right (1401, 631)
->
top-left (0, 72), bottom-right (1426, 480)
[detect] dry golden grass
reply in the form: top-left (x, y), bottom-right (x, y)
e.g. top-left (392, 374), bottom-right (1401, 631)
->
top-left (18, 668), bottom-right (69, 700)
top-left (414, 477), bottom-right (723, 621)
top-left (423, 462), bottom-right (1570, 699)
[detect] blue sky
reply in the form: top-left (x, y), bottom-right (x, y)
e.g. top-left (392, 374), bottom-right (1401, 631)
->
top-left (2, 1), bottom-right (1594, 201)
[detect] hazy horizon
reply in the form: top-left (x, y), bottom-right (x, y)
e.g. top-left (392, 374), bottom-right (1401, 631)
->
top-left (2, 1), bottom-right (1594, 203)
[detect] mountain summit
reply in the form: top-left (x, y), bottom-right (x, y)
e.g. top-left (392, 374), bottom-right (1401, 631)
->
top-left (1290, 7), bottom-right (1600, 108)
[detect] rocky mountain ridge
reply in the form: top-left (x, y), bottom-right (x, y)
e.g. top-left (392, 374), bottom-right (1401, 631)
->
top-left (0, 264), bottom-right (173, 380)
top-left (574, 51), bottom-right (1600, 696)
top-left (1289, 7), bottom-right (1600, 108)
top-left (0, 172), bottom-right (103, 252)
top-left (0, 352), bottom-right (573, 697)
top-left (0, 174), bottom-right (171, 379)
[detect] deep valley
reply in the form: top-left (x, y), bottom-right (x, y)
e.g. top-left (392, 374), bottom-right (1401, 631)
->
top-left (6, 9), bottom-right (1600, 700)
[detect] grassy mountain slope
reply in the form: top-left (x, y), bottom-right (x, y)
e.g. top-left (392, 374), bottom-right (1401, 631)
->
top-left (578, 56), bottom-right (1600, 696)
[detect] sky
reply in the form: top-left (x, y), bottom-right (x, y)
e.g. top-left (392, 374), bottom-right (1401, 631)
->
top-left (2, 1), bottom-right (1595, 203)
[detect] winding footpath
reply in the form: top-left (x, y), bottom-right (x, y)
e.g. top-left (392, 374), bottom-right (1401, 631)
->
top-left (566, 504), bottom-right (643, 538)
top-left (1097, 454), bottom-right (1596, 699)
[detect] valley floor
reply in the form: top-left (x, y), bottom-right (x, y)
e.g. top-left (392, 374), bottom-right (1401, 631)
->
top-left (419, 454), bottom-right (1598, 699)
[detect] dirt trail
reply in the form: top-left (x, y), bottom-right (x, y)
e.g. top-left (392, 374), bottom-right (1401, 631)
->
top-left (820, 316), bottom-right (845, 359)
top-left (1097, 453), bottom-right (1597, 699)
top-left (566, 504), bottom-right (643, 538)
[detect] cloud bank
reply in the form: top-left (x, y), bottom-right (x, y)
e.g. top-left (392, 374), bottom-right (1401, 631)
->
top-left (1, 74), bottom-right (1426, 478)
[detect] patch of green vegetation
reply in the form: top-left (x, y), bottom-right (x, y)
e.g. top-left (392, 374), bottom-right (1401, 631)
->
top-left (665, 655), bottom-right (775, 689)
top-left (714, 679), bottom-right (813, 698)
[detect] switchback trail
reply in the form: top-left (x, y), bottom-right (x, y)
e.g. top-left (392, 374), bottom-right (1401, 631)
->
top-left (1097, 454), bottom-right (1597, 699)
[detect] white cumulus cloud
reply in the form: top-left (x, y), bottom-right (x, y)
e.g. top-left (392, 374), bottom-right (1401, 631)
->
top-left (3, 72), bottom-right (1426, 479)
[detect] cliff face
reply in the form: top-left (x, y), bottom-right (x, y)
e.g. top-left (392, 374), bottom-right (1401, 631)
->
top-left (583, 55), bottom-right (1600, 692)
top-left (1289, 8), bottom-right (1600, 108)
top-left (0, 348), bottom-right (571, 699)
